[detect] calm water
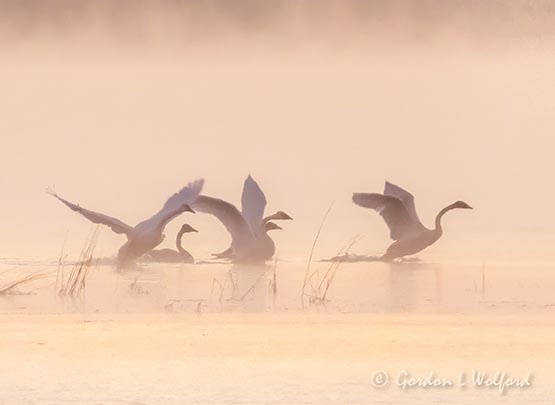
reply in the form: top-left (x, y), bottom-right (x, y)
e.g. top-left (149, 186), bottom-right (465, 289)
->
top-left (1, 258), bottom-right (554, 404)
top-left (0, 258), bottom-right (554, 315)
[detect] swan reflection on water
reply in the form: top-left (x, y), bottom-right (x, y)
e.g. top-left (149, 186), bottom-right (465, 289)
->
top-left (206, 259), bottom-right (446, 314)
top-left (210, 263), bottom-right (276, 312)
top-left (385, 261), bottom-right (444, 313)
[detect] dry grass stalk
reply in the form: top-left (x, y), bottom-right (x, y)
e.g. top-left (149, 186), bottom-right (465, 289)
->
top-left (210, 270), bottom-right (237, 305)
top-left (57, 226), bottom-right (100, 298)
top-left (128, 276), bottom-right (149, 295)
top-left (210, 277), bottom-right (224, 304)
top-left (318, 236), bottom-right (359, 302)
top-left (0, 272), bottom-right (50, 295)
top-left (301, 203), bottom-right (334, 309)
top-left (238, 271), bottom-right (266, 301)
top-left (165, 298), bottom-right (205, 313)
top-left (268, 255), bottom-right (278, 305)
top-left (305, 235), bottom-right (360, 306)
top-left (55, 230), bottom-right (69, 298)
top-left (195, 300), bottom-right (203, 314)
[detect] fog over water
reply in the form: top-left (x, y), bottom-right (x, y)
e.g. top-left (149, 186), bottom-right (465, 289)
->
top-left (1, 1), bottom-right (554, 263)
top-left (1, 6), bottom-right (555, 404)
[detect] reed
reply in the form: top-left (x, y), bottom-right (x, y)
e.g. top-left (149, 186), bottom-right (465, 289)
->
top-left (128, 276), bottom-right (150, 295)
top-left (268, 255), bottom-right (278, 305)
top-left (57, 225), bottom-right (100, 298)
top-left (0, 272), bottom-right (49, 295)
top-left (210, 270), bottom-right (237, 305)
top-left (301, 203), bottom-right (333, 309)
top-left (210, 277), bottom-right (224, 304)
top-left (304, 235), bottom-right (360, 306)
top-left (238, 271), bottom-right (265, 301)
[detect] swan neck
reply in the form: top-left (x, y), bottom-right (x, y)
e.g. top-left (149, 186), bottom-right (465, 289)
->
top-left (176, 229), bottom-right (186, 254)
top-left (262, 214), bottom-right (274, 224)
top-left (434, 204), bottom-right (454, 234)
top-left (262, 212), bottom-right (280, 224)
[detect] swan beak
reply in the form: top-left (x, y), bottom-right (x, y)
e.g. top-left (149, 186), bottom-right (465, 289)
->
top-left (457, 201), bottom-right (473, 210)
top-left (281, 212), bottom-right (293, 220)
top-left (183, 204), bottom-right (195, 214)
top-left (190, 227), bottom-right (199, 232)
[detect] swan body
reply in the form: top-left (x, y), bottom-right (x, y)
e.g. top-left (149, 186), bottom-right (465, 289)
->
top-left (145, 224), bottom-right (197, 263)
top-left (353, 181), bottom-right (472, 260)
top-left (213, 222), bottom-right (283, 259)
top-left (49, 179), bottom-right (204, 268)
top-left (193, 175), bottom-right (292, 262)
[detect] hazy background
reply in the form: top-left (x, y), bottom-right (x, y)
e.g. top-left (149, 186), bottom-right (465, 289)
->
top-left (0, 0), bottom-right (554, 263)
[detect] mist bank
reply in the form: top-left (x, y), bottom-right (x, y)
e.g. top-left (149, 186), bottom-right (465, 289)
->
top-left (1, 0), bottom-right (555, 48)
top-left (0, 2), bottom-right (554, 262)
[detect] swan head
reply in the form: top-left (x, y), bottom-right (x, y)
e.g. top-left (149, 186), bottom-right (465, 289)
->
top-left (451, 201), bottom-right (473, 210)
top-left (181, 204), bottom-right (195, 213)
top-left (273, 211), bottom-right (293, 220)
top-left (180, 224), bottom-right (198, 233)
top-left (265, 222), bottom-right (282, 232)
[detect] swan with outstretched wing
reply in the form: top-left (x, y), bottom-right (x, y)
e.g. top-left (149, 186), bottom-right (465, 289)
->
top-left (241, 174), bottom-right (267, 234)
top-left (193, 175), bottom-right (292, 262)
top-left (353, 181), bottom-right (472, 260)
top-left (48, 179), bottom-right (204, 268)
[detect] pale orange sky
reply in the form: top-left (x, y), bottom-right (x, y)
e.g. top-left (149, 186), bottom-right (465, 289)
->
top-left (0, 2), bottom-right (554, 263)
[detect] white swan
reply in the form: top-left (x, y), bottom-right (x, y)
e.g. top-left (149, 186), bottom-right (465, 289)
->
top-left (193, 175), bottom-right (292, 262)
top-left (48, 179), bottom-right (204, 268)
top-left (353, 181), bottom-right (472, 261)
top-left (144, 224), bottom-right (198, 263)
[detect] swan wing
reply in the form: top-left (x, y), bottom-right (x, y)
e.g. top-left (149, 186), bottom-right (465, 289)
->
top-left (352, 193), bottom-right (420, 240)
top-left (193, 195), bottom-right (253, 249)
top-left (159, 178), bottom-right (205, 215)
top-left (384, 181), bottom-right (423, 226)
top-left (241, 175), bottom-right (267, 232)
top-left (136, 179), bottom-right (204, 232)
top-left (48, 191), bottom-right (133, 236)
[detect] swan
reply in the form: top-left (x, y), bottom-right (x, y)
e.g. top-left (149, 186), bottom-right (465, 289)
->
top-left (353, 181), bottom-right (472, 261)
top-left (48, 179), bottom-right (204, 268)
top-left (264, 221), bottom-right (283, 232)
top-left (211, 217), bottom-right (290, 259)
top-left (144, 224), bottom-right (198, 263)
top-left (192, 175), bottom-right (292, 262)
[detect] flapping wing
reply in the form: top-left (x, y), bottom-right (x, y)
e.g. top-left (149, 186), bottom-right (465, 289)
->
top-left (48, 190), bottom-right (133, 235)
top-left (159, 178), bottom-right (204, 215)
top-left (137, 179), bottom-right (204, 231)
top-left (384, 181), bottom-right (422, 226)
top-left (352, 193), bottom-right (419, 240)
top-left (241, 175), bottom-right (267, 232)
top-left (193, 195), bottom-right (253, 249)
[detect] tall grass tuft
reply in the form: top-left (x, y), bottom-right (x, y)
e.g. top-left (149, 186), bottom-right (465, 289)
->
top-left (210, 270), bottom-right (237, 305)
top-left (57, 226), bottom-right (100, 298)
top-left (303, 235), bottom-right (360, 306)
